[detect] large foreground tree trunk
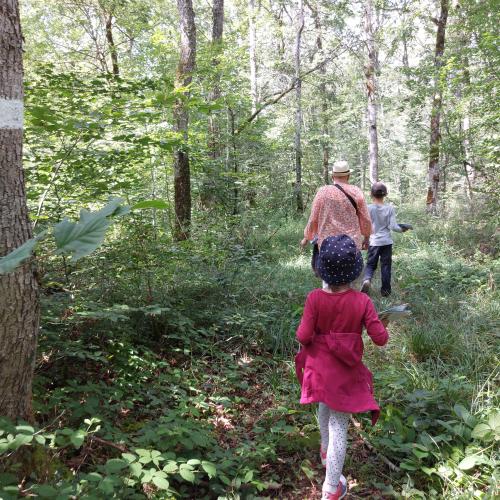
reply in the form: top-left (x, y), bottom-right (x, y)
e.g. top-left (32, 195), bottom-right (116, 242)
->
top-left (364, 0), bottom-right (379, 184)
top-left (173, 0), bottom-right (196, 240)
top-left (426, 0), bottom-right (448, 213)
top-left (294, 0), bottom-right (305, 212)
top-left (0, 0), bottom-right (40, 421)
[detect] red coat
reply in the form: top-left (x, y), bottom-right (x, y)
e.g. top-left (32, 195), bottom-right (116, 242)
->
top-left (295, 288), bottom-right (388, 424)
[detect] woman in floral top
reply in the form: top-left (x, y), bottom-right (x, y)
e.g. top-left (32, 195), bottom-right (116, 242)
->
top-left (300, 161), bottom-right (372, 267)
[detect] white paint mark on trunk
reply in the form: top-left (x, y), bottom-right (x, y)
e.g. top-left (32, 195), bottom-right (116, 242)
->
top-left (0, 98), bottom-right (23, 129)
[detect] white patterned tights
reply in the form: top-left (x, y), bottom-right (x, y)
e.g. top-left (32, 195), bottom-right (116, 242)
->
top-left (318, 403), bottom-right (350, 494)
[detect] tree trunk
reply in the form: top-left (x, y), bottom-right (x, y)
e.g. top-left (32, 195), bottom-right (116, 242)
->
top-left (173, 0), bottom-right (196, 240)
top-left (426, 0), bottom-right (448, 214)
top-left (105, 13), bottom-right (119, 77)
top-left (208, 0), bottom-right (224, 161)
top-left (310, 1), bottom-right (330, 185)
top-left (294, 0), bottom-right (304, 212)
top-left (0, 0), bottom-right (40, 422)
top-left (364, 0), bottom-right (379, 184)
top-left (248, 0), bottom-right (258, 114)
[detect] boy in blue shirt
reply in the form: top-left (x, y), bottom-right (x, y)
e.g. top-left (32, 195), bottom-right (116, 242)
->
top-left (361, 182), bottom-right (411, 297)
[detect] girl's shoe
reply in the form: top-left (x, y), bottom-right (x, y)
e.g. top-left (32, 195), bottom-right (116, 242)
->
top-left (322, 480), bottom-right (347, 499)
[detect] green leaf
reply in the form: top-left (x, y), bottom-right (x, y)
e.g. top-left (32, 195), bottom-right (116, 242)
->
top-left (33, 484), bottom-right (58, 497)
top-left (122, 453), bottom-right (137, 463)
top-left (129, 462), bottom-right (142, 478)
top-left (132, 200), bottom-right (169, 210)
top-left (163, 461), bottom-right (178, 473)
top-left (458, 455), bottom-right (480, 470)
top-left (0, 238), bottom-right (38, 274)
top-left (54, 199), bottom-right (128, 261)
top-left (179, 467), bottom-right (195, 483)
top-left (54, 214), bottom-right (111, 261)
top-left (488, 412), bottom-right (500, 433)
top-left (70, 429), bottom-right (86, 449)
top-left (152, 475), bottom-right (170, 490)
top-left (105, 458), bottom-right (128, 473)
top-left (471, 423), bottom-right (492, 441)
top-left (201, 461), bottom-right (216, 478)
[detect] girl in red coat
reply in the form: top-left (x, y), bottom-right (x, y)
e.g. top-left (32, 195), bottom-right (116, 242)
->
top-left (295, 234), bottom-right (389, 499)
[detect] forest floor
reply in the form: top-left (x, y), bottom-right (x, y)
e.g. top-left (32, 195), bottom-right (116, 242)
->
top-left (9, 205), bottom-right (497, 499)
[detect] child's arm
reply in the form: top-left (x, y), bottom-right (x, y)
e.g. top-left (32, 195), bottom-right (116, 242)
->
top-left (364, 298), bottom-right (389, 346)
top-left (388, 205), bottom-right (405, 233)
top-left (296, 293), bottom-right (317, 345)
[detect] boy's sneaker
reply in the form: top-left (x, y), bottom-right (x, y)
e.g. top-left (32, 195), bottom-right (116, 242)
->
top-left (361, 280), bottom-right (371, 294)
top-left (322, 478), bottom-right (347, 499)
top-left (381, 289), bottom-right (391, 297)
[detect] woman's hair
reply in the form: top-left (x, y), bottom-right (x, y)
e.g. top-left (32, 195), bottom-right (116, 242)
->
top-left (370, 182), bottom-right (388, 198)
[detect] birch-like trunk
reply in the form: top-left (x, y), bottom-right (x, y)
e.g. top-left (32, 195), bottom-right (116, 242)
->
top-left (364, 0), bottom-right (379, 184)
top-left (311, 1), bottom-right (329, 185)
top-left (294, 0), bottom-right (304, 212)
top-left (173, 0), bottom-right (196, 240)
top-left (248, 0), bottom-right (258, 114)
top-left (0, 0), bottom-right (40, 421)
top-left (426, 0), bottom-right (448, 214)
top-left (208, 0), bottom-right (224, 161)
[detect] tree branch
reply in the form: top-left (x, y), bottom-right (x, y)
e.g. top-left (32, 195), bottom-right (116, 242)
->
top-left (235, 52), bottom-right (342, 135)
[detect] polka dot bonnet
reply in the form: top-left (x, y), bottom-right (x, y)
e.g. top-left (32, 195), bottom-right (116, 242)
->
top-left (317, 234), bottom-right (363, 286)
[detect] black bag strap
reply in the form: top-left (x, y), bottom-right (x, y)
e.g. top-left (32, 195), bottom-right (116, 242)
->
top-left (334, 183), bottom-right (358, 214)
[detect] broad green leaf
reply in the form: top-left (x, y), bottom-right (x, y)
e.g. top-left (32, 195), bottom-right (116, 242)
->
top-left (132, 200), bottom-right (169, 210)
top-left (471, 423), bottom-right (492, 440)
top-left (54, 199), bottom-right (128, 261)
top-left (179, 467), bottom-right (195, 483)
top-left (105, 458), bottom-right (128, 473)
top-left (201, 461), bottom-right (216, 478)
top-left (33, 484), bottom-right (58, 497)
top-left (0, 238), bottom-right (37, 274)
top-left (152, 476), bottom-right (170, 490)
top-left (488, 412), bottom-right (500, 433)
top-left (458, 455), bottom-right (480, 470)
top-left (163, 461), bottom-right (178, 473)
top-left (54, 215), bottom-right (110, 261)
top-left (129, 462), bottom-right (142, 478)
top-left (70, 429), bottom-right (86, 448)
top-left (122, 453), bottom-right (137, 463)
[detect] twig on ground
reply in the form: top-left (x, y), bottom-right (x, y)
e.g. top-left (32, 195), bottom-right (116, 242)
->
top-left (90, 435), bottom-right (129, 453)
top-left (350, 417), bottom-right (400, 473)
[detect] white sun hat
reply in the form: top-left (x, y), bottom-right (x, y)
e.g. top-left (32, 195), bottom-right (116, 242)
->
top-left (329, 160), bottom-right (351, 176)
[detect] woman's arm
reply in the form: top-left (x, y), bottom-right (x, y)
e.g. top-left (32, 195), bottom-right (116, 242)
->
top-left (357, 196), bottom-right (373, 240)
top-left (303, 189), bottom-right (322, 241)
top-left (296, 293), bottom-right (317, 345)
top-left (364, 298), bottom-right (389, 346)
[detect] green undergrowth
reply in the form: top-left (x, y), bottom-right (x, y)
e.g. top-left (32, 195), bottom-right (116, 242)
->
top-left (0, 205), bottom-right (498, 499)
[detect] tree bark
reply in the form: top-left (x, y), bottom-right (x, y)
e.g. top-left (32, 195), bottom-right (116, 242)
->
top-left (294, 0), bottom-right (305, 212)
top-left (310, 1), bottom-right (330, 185)
top-left (208, 0), bottom-right (224, 161)
top-left (173, 0), bottom-right (196, 240)
top-left (364, 0), bottom-right (379, 184)
top-left (105, 13), bottom-right (120, 77)
top-left (426, 0), bottom-right (448, 214)
top-left (248, 0), bottom-right (258, 114)
top-left (0, 0), bottom-right (40, 421)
